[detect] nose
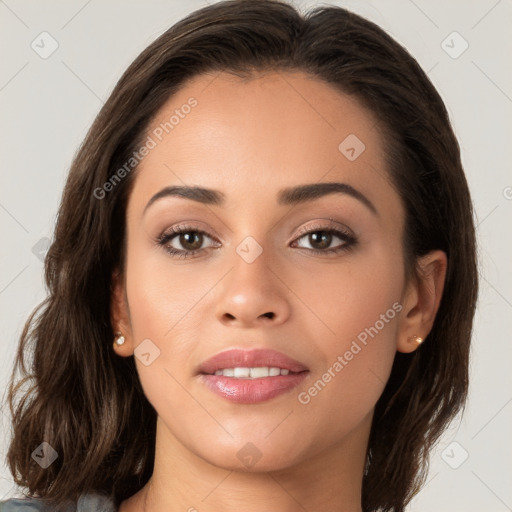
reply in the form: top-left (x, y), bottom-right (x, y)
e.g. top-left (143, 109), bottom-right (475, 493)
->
top-left (214, 247), bottom-right (291, 328)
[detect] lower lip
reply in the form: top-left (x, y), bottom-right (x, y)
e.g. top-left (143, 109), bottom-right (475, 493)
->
top-left (199, 372), bottom-right (309, 404)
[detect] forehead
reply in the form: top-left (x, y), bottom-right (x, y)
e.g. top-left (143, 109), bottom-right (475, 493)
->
top-left (129, 70), bottom-right (398, 218)
top-left (144, 69), bottom-right (381, 156)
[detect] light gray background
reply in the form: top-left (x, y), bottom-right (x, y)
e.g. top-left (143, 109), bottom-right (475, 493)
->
top-left (1, 1), bottom-right (511, 510)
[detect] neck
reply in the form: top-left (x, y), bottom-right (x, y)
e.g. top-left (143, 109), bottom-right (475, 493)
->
top-left (121, 413), bottom-right (371, 512)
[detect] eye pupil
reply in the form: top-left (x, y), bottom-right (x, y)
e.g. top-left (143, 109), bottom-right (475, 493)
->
top-left (310, 231), bottom-right (331, 249)
top-left (180, 232), bottom-right (202, 250)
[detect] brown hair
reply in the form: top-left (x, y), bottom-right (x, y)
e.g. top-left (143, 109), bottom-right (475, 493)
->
top-left (3, 1), bottom-right (478, 511)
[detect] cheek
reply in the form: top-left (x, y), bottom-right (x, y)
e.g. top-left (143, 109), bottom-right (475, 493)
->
top-left (123, 256), bottom-right (211, 448)
top-left (292, 289), bottom-right (400, 456)
top-left (291, 246), bottom-right (404, 346)
top-left (125, 239), bottom-right (208, 339)
top-left (123, 244), bottom-right (204, 398)
top-left (291, 250), bottom-right (403, 416)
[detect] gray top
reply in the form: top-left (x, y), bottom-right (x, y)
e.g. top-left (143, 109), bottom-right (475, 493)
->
top-left (0, 493), bottom-right (117, 511)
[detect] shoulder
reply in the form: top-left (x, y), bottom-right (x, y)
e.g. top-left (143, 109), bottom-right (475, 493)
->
top-left (0, 492), bottom-right (117, 512)
top-left (0, 497), bottom-right (50, 512)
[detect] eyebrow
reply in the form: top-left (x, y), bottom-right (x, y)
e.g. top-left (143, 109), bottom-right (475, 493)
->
top-left (143, 182), bottom-right (378, 216)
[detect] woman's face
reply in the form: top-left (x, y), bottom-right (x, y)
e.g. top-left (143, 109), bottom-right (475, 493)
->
top-left (115, 70), bottom-right (411, 471)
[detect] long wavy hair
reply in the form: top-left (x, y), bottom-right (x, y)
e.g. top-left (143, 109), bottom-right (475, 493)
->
top-left (3, 1), bottom-right (478, 510)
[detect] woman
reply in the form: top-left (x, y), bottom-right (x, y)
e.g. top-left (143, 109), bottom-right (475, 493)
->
top-left (1, 0), bottom-right (478, 511)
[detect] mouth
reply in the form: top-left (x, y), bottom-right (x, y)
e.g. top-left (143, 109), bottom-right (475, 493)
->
top-left (204, 366), bottom-right (306, 378)
top-left (197, 348), bottom-right (309, 404)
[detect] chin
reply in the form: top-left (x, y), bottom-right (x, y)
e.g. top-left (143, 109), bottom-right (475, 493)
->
top-left (192, 433), bottom-right (311, 473)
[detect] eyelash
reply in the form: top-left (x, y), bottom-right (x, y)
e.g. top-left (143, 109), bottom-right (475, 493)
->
top-left (155, 222), bottom-right (357, 259)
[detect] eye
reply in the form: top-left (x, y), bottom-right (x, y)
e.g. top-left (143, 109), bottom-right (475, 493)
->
top-left (291, 222), bottom-right (357, 256)
top-left (156, 224), bottom-right (219, 259)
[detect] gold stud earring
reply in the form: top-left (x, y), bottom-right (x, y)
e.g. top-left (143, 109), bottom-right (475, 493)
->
top-left (113, 332), bottom-right (125, 350)
top-left (408, 335), bottom-right (423, 345)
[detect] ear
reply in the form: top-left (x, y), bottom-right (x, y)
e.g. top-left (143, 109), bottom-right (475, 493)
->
top-left (397, 250), bottom-right (447, 353)
top-left (110, 268), bottom-right (134, 356)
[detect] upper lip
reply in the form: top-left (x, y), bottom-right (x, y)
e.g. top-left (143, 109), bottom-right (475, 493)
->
top-left (198, 348), bottom-right (309, 375)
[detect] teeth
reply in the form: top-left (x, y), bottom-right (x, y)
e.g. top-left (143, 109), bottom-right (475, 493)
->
top-left (247, 367), bottom-right (266, 378)
top-left (234, 367), bottom-right (250, 378)
top-left (212, 367), bottom-right (292, 378)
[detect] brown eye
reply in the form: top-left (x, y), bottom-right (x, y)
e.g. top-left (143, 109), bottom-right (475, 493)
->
top-left (306, 231), bottom-right (334, 250)
top-left (156, 225), bottom-right (219, 259)
top-left (292, 226), bottom-right (357, 255)
top-left (176, 232), bottom-right (204, 251)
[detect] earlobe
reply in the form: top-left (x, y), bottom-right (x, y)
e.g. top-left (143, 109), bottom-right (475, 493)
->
top-left (397, 250), bottom-right (447, 353)
top-left (113, 332), bottom-right (126, 348)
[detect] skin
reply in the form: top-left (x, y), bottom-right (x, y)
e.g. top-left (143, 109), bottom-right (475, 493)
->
top-left (112, 70), bottom-right (447, 512)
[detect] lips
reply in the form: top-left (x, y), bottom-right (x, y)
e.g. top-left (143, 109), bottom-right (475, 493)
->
top-left (197, 348), bottom-right (309, 375)
top-left (197, 348), bottom-right (309, 404)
